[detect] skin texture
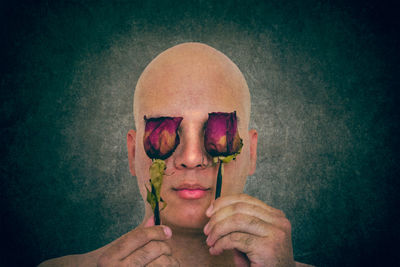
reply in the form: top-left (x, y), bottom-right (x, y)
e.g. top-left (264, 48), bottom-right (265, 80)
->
top-left (132, 42), bottom-right (253, 232)
top-left (39, 43), bottom-right (313, 267)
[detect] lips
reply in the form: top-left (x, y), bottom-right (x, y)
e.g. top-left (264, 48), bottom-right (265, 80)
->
top-left (172, 184), bottom-right (211, 200)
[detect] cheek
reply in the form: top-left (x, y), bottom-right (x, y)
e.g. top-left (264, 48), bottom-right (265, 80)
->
top-left (224, 136), bottom-right (250, 192)
top-left (224, 154), bottom-right (248, 193)
top-left (135, 149), bottom-right (152, 197)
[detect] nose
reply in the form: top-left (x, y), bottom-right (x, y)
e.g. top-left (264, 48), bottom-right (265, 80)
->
top-left (174, 125), bottom-right (210, 170)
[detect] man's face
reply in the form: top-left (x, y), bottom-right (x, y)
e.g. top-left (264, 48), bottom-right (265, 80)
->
top-left (128, 44), bottom-right (257, 230)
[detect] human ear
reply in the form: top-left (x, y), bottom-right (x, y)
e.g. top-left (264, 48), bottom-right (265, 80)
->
top-left (248, 129), bottom-right (258, 175)
top-left (127, 130), bottom-right (136, 176)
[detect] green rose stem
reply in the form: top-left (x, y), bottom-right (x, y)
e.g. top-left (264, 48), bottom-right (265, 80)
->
top-left (215, 160), bottom-right (223, 199)
top-left (213, 154), bottom-right (240, 199)
top-left (150, 183), bottom-right (160, 225)
top-left (204, 112), bottom-right (243, 200)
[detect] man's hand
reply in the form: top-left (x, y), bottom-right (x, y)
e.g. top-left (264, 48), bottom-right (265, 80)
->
top-left (203, 194), bottom-right (295, 267)
top-left (97, 217), bottom-right (179, 267)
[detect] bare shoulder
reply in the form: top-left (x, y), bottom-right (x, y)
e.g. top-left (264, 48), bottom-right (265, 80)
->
top-left (38, 252), bottom-right (101, 267)
top-left (38, 254), bottom-right (82, 267)
top-left (295, 261), bottom-right (315, 267)
top-left (38, 245), bottom-right (109, 267)
top-left (38, 234), bottom-right (119, 267)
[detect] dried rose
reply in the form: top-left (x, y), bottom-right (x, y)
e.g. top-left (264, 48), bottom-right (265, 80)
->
top-left (143, 116), bottom-right (182, 225)
top-left (143, 116), bottom-right (183, 160)
top-left (204, 111), bottom-right (243, 199)
top-left (204, 111), bottom-right (243, 158)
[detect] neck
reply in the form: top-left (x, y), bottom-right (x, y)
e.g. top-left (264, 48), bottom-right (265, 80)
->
top-left (167, 225), bottom-right (234, 266)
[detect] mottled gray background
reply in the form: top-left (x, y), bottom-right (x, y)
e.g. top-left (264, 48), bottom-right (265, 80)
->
top-left (1, 0), bottom-right (399, 266)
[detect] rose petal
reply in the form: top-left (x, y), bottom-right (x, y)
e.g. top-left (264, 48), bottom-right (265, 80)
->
top-left (204, 111), bottom-right (242, 157)
top-left (144, 116), bottom-right (183, 159)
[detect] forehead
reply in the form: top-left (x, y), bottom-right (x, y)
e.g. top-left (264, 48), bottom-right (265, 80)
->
top-left (136, 57), bottom-right (245, 124)
top-left (139, 83), bottom-right (241, 118)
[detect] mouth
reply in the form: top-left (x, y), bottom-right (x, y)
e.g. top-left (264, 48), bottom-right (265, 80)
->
top-left (172, 184), bottom-right (211, 200)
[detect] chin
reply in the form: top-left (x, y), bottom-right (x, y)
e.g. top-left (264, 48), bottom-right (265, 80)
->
top-left (161, 202), bottom-right (210, 230)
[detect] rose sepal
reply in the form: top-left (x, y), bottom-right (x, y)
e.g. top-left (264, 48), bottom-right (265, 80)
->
top-left (215, 140), bottom-right (243, 164)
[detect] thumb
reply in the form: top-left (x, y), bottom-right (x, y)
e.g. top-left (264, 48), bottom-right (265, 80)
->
top-left (144, 215), bottom-right (155, 227)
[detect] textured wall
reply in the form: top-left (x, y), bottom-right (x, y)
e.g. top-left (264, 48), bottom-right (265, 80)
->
top-left (1, 1), bottom-right (399, 266)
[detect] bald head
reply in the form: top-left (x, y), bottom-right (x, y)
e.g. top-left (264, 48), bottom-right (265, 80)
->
top-left (128, 44), bottom-right (257, 227)
top-left (133, 42), bottom-right (250, 129)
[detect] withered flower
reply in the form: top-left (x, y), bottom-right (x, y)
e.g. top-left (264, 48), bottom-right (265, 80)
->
top-left (143, 116), bottom-right (183, 160)
top-left (204, 111), bottom-right (242, 157)
top-left (204, 111), bottom-right (243, 199)
top-left (143, 116), bottom-right (183, 225)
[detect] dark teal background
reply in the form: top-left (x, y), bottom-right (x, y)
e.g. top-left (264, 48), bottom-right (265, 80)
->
top-left (1, 1), bottom-right (399, 266)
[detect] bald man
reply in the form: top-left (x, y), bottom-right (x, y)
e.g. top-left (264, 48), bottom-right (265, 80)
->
top-left (39, 43), bottom-right (313, 267)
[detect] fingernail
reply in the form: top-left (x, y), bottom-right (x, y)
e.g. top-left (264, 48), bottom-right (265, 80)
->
top-left (206, 204), bottom-right (213, 217)
top-left (163, 226), bottom-right (172, 238)
top-left (206, 235), bottom-right (212, 246)
top-left (203, 222), bottom-right (209, 234)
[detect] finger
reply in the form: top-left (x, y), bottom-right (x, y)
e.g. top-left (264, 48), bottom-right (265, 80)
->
top-left (101, 225), bottom-right (172, 262)
top-left (209, 232), bottom-right (257, 256)
top-left (204, 202), bottom-right (289, 235)
top-left (122, 241), bottom-right (172, 266)
top-left (146, 255), bottom-right (180, 267)
top-left (206, 214), bottom-right (270, 246)
top-left (206, 194), bottom-right (285, 218)
top-left (145, 215), bottom-right (155, 227)
top-left (211, 231), bottom-right (293, 266)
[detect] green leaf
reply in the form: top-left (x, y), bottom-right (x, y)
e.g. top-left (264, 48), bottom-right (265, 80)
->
top-left (215, 140), bottom-right (243, 164)
top-left (149, 159), bottom-right (166, 202)
top-left (146, 159), bottom-right (167, 221)
top-left (146, 183), bottom-right (157, 211)
top-left (160, 201), bottom-right (167, 211)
